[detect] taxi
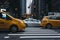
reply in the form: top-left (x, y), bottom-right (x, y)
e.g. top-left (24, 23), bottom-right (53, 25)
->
top-left (0, 12), bottom-right (26, 32)
top-left (40, 15), bottom-right (60, 29)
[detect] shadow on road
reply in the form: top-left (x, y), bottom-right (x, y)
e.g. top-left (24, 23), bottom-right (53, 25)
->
top-left (0, 30), bottom-right (25, 34)
top-left (51, 28), bottom-right (60, 33)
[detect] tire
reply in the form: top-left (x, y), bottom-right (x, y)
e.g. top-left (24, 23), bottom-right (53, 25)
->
top-left (45, 24), bottom-right (52, 29)
top-left (10, 25), bottom-right (18, 33)
top-left (25, 24), bottom-right (28, 27)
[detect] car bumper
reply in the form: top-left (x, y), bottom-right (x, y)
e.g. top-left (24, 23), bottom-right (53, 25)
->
top-left (25, 23), bottom-right (40, 27)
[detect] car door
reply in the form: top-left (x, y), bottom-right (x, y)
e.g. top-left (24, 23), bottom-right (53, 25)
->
top-left (0, 18), bottom-right (5, 29)
top-left (34, 20), bottom-right (40, 26)
top-left (0, 13), bottom-right (4, 29)
top-left (27, 19), bottom-right (33, 26)
top-left (0, 13), bottom-right (12, 29)
top-left (30, 20), bottom-right (34, 26)
top-left (49, 16), bottom-right (59, 27)
top-left (0, 13), bottom-right (6, 29)
top-left (55, 16), bottom-right (60, 27)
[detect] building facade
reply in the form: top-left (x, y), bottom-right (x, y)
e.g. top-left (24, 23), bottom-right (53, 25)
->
top-left (0, 0), bottom-right (26, 19)
top-left (31, 0), bottom-right (48, 20)
top-left (10, 0), bottom-right (26, 19)
top-left (31, 0), bottom-right (60, 20)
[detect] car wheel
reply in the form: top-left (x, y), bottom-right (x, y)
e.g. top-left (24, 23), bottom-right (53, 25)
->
top-left (10, 25), bottom-right (18, 33)
top-left (45, 24), bottom-right (52, 29)
top-left (25, 24), bottom-right (28, 27)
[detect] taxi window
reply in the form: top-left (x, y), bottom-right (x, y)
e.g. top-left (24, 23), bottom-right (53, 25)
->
top-left (49, 16), bottom-right (60, 20)
top-left (0, 13), bottom-right (11, 20)
top-left (2, 13), bottom-right (6, 19)
top-left (49, 16), bottom-right (56, 20)
top-left (0, 13), bottom-right (6, 19)
top-left (56, 17), bottom-right (60, 20)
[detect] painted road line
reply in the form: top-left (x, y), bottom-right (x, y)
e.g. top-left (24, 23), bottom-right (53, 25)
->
top-left (8, 34), bottom-right (60, 36)
top-left (4, 36), bottom-right (9, 39)
top-left (20, 36), bottom-right (60, 39)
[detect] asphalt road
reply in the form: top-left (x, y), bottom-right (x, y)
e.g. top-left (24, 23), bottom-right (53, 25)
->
top-left (0, 27), bottom-right (60, 40)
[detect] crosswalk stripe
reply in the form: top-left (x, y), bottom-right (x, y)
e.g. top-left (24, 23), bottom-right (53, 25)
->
top-left (20, 36), bottom-right (60, 39)
top-left (4, 36), bottom-right (9, 39)
top-left (8, 34), bottom-right (60, 36)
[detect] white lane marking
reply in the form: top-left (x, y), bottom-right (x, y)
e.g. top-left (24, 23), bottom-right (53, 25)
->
top-left (20, 36), bottom-right (60, 38)
top-left (4, 36), bottom-right (9, 39)
top-left (8, 34), bottom-right (60, 36)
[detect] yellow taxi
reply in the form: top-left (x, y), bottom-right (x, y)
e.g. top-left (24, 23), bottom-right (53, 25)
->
top-left (40, 15), bottom-right (60, 29)
top-left (0, 12), bottom-right (26, 32)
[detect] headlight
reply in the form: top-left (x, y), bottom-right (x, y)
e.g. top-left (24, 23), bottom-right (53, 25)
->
top-left (20, 21), bottom-right (24, 23)
top-left (23, 20), bottom-right (27, 23)
top-left (39, 21), bottom-right (41, 23)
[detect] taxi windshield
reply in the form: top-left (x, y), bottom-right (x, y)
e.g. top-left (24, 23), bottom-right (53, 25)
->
top-left (6, 12), bottom-right (18, 18)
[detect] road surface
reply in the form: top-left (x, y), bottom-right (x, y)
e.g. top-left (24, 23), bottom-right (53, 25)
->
top-left (0, 27), bottom-right (60, 40)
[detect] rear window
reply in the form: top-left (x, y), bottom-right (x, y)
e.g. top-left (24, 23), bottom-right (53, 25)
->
top-left (48, 16), bottom-right (56, 20)
top-left (56, 17), bottom-right (60, 20)
top-left (49, 16), bottom-right (60, 20)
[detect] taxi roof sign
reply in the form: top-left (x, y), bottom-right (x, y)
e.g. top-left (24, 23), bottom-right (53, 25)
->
top-left (1, 9), bottom-right (6, 12)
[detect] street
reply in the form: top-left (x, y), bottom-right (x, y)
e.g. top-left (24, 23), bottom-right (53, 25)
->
top-left (0, 0), bottom-right (60, 40)
top-left (0, 27), bottom-right (60, 40)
